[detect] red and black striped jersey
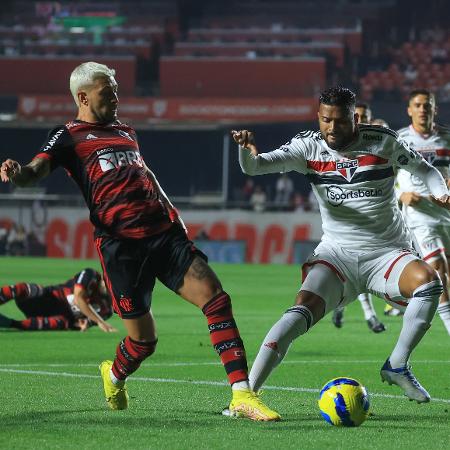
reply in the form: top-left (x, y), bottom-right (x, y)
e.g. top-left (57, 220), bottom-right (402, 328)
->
top-left (49, 268), bottom-right (112, 319)
top-left (49, 268), bottom-right (102, 302)
top-left (34, 120), bottom-right (172, 239)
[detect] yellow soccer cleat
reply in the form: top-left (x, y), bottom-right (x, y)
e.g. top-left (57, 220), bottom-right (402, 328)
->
top-left (228, 388), bottom-right (281, 421)
top-left (99, 360), bottom-right (129, 410)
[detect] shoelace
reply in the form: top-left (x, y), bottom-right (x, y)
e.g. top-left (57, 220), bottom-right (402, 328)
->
top-left (403, 366), bottom-right (421, 387)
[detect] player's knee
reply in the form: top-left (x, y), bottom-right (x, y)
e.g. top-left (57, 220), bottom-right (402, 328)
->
top-left (202, 291), bottom-right (231, 317)
top-left (412, 278), bottom-right (443, 306)
top-left (294, 291), bottom-right (325, 324)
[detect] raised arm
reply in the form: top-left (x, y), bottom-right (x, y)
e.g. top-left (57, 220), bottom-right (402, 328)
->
top-left (231, 129), bottom-right (307, 176)
top-left (1, 157), bottom-right (51, 187)
top-left (393, 141), bottom-right (449, 204)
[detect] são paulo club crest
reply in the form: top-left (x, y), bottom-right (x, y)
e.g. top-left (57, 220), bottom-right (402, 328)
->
top-left (336, 159), bottom-right (359, 182)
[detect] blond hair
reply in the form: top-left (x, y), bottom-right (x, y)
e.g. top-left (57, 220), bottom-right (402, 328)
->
top-left (69, 61), bottom-right (116, 106)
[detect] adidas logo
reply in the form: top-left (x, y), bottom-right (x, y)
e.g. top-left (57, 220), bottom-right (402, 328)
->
top-left (86, 134), bottom-right (98, 140)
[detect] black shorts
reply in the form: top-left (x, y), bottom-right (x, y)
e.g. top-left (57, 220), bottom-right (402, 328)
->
top-left (96, 224), bottom-right (207, 318)
top-left (15, 286), bottom-right (74, 322)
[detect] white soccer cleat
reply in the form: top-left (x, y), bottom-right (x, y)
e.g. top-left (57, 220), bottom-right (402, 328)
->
top-left (380, 359), bottom-right (430, 403)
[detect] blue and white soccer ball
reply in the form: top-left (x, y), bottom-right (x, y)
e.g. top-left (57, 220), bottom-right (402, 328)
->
top-left (318, 377), bottom-right (370, 427)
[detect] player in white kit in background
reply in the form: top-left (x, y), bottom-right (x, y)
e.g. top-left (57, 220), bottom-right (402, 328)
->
top-left (396, 89), bottom-right (450, 335)
top-left (332, 102), bottom-right (386, 333)
top-left (230, 87), bottom-right (449, 415)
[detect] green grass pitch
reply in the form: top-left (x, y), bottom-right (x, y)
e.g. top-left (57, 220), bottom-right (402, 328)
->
top-left (0, 257), bottom-right (449, 449)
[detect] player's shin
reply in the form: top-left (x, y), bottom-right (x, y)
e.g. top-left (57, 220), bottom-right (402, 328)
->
top-left (202, 292), bottom-right (249, 388)
top-left (358, 293), bottom-right (376, 320)
top-left (111, 336), bottom-right (157, 382)
top-left (249, 305), bottom-right (313, 392)
top-left (389, 279), bottom-right (442, 368)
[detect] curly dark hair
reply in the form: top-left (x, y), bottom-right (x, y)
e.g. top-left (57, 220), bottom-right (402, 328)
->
top-left (319, 86), bottom-right (356, 113)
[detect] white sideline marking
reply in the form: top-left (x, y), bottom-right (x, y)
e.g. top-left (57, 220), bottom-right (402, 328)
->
top-left (0, 359), bottom-right (449, 368)
top-left (0, 367), bottom-right (449, 404)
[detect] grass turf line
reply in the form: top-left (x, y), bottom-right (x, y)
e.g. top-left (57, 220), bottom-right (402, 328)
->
top-left (0, 257), bottom-right (449, 449)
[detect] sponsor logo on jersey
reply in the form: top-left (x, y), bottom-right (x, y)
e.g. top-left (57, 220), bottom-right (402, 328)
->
top-left (98, 149), bottom-right (144, 172)
top-left (326, 185), bottom-right (383, 206)
top-left (42, 129), bottom-right (64, 151)
top-left (118, 129), bottom-right (134, 141)
top-left (86, 133), bottom-right (98, 140)
top-left (336, 159), bottom-right (359, 181)
top-left (362, 134), bottom-right (382, 141)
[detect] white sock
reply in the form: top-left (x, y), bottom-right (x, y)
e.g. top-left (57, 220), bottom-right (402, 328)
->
top-left (437, 301), bottom-right (450, 335)
top-left (249, 305), bottom-right (313, 392)
top-left (358, 293), bottom-right (376, 320)
top-left (232, 380), bottom-right (250, 391)
top-left (389, 280), bottom-right (441, 368)
top-left (109, 368), bottom-right (122, 385)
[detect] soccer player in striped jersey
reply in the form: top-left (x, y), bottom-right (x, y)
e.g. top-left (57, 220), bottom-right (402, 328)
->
top-left (396, 90), bottom-right (450, 335)
top-left (232, 87), bottom-right (448, 409)
top-left (0, 268), bottom-right (115, 331)
top-left (0, 62), bottom-right (279, 421)
top-left (332, 102), bottom-right (386, 333)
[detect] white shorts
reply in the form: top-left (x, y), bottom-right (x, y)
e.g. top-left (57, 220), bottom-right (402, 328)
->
top-left (301, 241), bottom-right (420, 313)
top-left (410, 224), bottom-right (450, 263)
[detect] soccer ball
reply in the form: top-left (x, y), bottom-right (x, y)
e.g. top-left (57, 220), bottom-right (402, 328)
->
top-left (318, 377), bottom-right (370, 427)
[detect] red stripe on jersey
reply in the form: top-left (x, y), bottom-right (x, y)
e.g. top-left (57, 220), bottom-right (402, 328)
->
top-left (384, 293), bottom-right (408, 307)
top-left (302, 260), bottom-right (346, 282)
top-left (435, 148), bottom-right (450, 157)
top-left (357, 155), bottom-right (388, 166)
top-left (306, 155), bottom-right (387, 173)
top-left (95, 238), bottom-right (120, 317)
top-left (423, 248), bottom-right (445, 261)
top-left (306, 161), bottom-right (335, 172)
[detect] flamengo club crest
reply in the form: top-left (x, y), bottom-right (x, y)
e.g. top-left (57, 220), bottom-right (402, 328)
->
top-left (336, 159), bottom-right (359, 182)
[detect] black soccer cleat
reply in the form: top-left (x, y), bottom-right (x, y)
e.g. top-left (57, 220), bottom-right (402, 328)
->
top-left (367, 316), bottom-right (386, 333)
top-left (332, 308), bottom-right (344, 328)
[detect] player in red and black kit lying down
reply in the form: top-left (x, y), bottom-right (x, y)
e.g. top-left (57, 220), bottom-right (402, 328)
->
top-left (0, 268), bottom-right (117, 332)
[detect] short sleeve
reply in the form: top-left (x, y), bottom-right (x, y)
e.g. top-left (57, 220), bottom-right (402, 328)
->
top-left (75, 268), bottom-right (100, 295)
top-left (34, 126), bottom-right (72, 171)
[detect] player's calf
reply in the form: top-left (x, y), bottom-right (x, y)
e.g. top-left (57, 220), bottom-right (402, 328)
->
top-left (202, 291), bottom-right (249, 385)
top-left (112, 336), bottom-right (157, 381)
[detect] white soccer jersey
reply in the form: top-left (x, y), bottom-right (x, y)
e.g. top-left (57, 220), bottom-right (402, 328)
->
top-left (239, 125), bottom-right (448, 251)
top-left (396, 124), bottom-right (450, 227)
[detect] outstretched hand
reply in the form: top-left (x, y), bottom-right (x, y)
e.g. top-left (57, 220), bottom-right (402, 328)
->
top-left (231, 130), bottom-right (255, 148)
top-left (98, 321), bottom-right (118, 333)
top-left (0, 159), bottom-right (21, 182)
